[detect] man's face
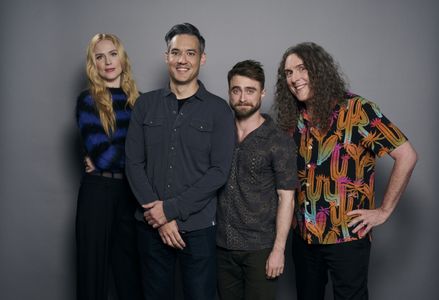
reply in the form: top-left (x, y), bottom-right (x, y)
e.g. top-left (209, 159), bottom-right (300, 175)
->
top-left (165, 34), bottom-right (206, 86)
top-left (94, 39), bottom-right (123, 88)
top-left (284, 53), bottom-right (312, 102)
top-left (229, 75), bottom-right (265, 119)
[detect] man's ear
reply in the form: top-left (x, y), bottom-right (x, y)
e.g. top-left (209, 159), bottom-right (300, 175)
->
top-left (200, 52), bottom-right (206, 65)
top-left (164, 52), bottom-right (168, 63)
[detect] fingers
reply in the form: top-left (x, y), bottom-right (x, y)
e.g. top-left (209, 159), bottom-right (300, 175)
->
top-left (265, 255), bottom-right (284, 279)
top-left (142, 201), bottom-right (157, 209)
top-left (158, 222), bottom-right (186, 250)
top-left (266, 265), bottom-right (284, 279)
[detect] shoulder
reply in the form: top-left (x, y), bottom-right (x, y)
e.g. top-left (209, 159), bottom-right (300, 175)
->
top-left (135, 88), bottom-right (163, 104)
top-left (77, 89), bottom-right (93, 105)
top-left (132, 88), bottom-right (164, 110)
top-left (345, 93), bottom-right (379, 110)
top-left (202, 90), bottom-right (232, 115)
top-left (76, 89), bottom-right (96, 116)
top-left (264, 116), bottom-right (295, 146)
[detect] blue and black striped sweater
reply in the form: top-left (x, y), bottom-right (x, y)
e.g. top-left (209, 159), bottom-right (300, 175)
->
top-left (76, 88), bottom-right (131, 172)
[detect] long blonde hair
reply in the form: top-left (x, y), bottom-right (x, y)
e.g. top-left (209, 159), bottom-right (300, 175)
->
top-left (86, 33), bottom-right (139, 136)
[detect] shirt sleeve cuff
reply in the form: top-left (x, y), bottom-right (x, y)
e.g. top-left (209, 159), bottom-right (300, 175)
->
top-left (163, 197), bottom-right (180, 221)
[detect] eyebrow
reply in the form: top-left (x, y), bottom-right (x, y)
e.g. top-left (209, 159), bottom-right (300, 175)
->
top-left (94, 49), bottom-right (117, 56)
top-left (169, 48), bottom-right (198, 52)
top-left (230, 86), bottom-right (258, 91)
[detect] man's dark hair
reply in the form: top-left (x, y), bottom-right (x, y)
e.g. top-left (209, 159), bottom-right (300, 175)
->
top-left (165, 23), bottom-right (205, 53)
top-left (227, 60), bottom-right (265, 89)
top-left (273, 42), bottom-right (348, 132)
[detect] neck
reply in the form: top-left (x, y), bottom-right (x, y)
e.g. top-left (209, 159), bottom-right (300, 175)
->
top-left (170, 79), bottom-right (199, 99)
top-left (235, 112), bottom-right (265, 143)
top-left (105, 76), bottom-right (121, 88)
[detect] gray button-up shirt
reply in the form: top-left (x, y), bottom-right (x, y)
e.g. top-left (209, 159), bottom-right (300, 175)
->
top-left (216, 115), bottom-right (298, 250)
top-left (126, 81), bottom-right (235, 231)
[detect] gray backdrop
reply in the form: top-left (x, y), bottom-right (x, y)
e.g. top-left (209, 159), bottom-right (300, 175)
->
top-left (1, 0), bottom-right (437, 299)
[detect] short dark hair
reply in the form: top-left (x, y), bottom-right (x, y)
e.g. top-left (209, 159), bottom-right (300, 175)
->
top-left (227, 60), bottom-right (265, 89)
top-left (165, 23), bottom-right (205, 53)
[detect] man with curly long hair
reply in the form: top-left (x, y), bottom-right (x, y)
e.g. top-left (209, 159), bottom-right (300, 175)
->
top-left (274, 42), bottom-right (418, 299)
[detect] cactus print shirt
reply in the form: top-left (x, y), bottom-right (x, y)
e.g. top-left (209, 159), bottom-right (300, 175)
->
top-left (293, 94), bottom-right (407, 244)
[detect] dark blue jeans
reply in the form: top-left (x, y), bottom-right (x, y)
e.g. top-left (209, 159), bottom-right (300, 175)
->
top-left (137, 222), bottom-right (217, 300)
top-left (292, 233), bottom-right (371, 300)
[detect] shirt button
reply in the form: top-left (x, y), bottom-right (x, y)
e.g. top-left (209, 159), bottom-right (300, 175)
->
top-left (174, 128), bottom-right (177, 132)
top-left (200, 126), bottom-right (203, 129)
top-left (306, 183), bottom-right (310, 187)
top-left (169, 165), bottom-right (173, 169)
top-left (167, 184), bottom-right (171, 188)
top-left (171, 146), bottom-right (175, 150)
top-left (180, 112), bottom-right (183, 115)
top-left (308, 145), bottom-right (313, 150)
top-left (306, 164), bottom-right (311, 168)
top-left (172, 110), bottom-right (177, 114)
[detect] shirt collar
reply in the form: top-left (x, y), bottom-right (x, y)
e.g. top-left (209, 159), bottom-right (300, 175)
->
top-left (253, 114), bottom-right (275, 139)
top-left (162, 80), bottom-right (207, 101)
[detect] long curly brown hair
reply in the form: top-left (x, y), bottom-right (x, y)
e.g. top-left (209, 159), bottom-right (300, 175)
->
top-left (273, 42), bottom-right (348, 132)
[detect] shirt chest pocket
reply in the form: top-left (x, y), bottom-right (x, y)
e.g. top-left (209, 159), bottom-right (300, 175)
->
top-left (143, 117), bottom-right (165, 146)
top-left (183, 119), bottom-right (213, 152)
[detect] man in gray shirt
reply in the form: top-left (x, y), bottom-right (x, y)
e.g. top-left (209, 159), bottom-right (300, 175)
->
top-left (125, 23), bottom-right (235, 300)
top-left (216, 60), bottom-right (297, 300)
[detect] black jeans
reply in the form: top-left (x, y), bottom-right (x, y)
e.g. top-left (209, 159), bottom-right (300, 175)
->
top-left (76, 174), bottom-right (143, 300)
top-left (137, 222), bottom-right (217, 300)
top-left (217, 247), bottom-right (278, 300)
top-left (292, 233), bottom-right (371, 300)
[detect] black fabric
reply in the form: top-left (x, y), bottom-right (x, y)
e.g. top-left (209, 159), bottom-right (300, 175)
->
top-left (292, 233), bottom-right (370, 300)
top-left (76, 174), bottom-right (143, 300)
top-left (137, 223), bottom-right (217, 300)
top-left (216, 115), bottom-right (298, 250)
top-left (217, 247), bottom-right (278, 300)
top-left (126, 81), bottom-right (235, 231)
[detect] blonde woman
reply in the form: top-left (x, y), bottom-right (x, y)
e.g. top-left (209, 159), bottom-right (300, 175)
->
top-left (76, 33), bottom-right (143, 300)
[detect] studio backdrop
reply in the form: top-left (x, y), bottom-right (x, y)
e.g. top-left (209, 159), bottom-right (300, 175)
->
top-left (1, 0), bottom-right (437, 299)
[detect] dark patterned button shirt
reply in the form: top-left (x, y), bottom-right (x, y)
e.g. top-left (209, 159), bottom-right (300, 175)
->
top-left (293, 94), bottom-right (407, 244)
top-left (216, 115), bottom-right (298, 251)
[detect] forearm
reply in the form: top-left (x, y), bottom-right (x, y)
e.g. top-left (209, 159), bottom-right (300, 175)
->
top-left (380, 143), bottom-right (417, 218)
top-left (272, 190), bottom-right (294, 251)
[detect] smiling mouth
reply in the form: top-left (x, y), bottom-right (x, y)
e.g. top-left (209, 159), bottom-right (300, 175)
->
top-left (294, 84), bottom-right (306, 91)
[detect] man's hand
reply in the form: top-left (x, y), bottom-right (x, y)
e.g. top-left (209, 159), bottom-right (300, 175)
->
top-left (158, 220), bottom-right (186, 250)
top-left (143, 200), bottom-right (167, 228)
top-left (347, 207), bottom-right (390, 237)
top-left (265, 248), bottom-right (285, 279)
top-left (84, 156), bottom-right (95, 173)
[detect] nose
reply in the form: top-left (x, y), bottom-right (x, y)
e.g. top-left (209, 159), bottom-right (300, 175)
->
top-left (239, 92), bottom-right (246, 103)
top-left (105, 56), bottom-right (112, 65)
top-left (177, 53), bottom-right (187, 63)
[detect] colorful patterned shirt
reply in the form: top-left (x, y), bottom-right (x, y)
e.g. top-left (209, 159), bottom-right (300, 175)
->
top-left (293, 94), bottom-right (407, 244)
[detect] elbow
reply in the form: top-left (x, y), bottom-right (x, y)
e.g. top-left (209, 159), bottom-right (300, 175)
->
top-left (410, 149), bottom-right (418, 169)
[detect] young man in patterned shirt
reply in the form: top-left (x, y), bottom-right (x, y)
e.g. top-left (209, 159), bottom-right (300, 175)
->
top-left (216, 60), bottom-right (298, 300)
top-left (274, 42), bottom-right (417, 300)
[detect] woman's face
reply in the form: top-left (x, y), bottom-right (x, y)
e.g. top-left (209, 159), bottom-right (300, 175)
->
top-left (94, 39), bottom-right (122, 87)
